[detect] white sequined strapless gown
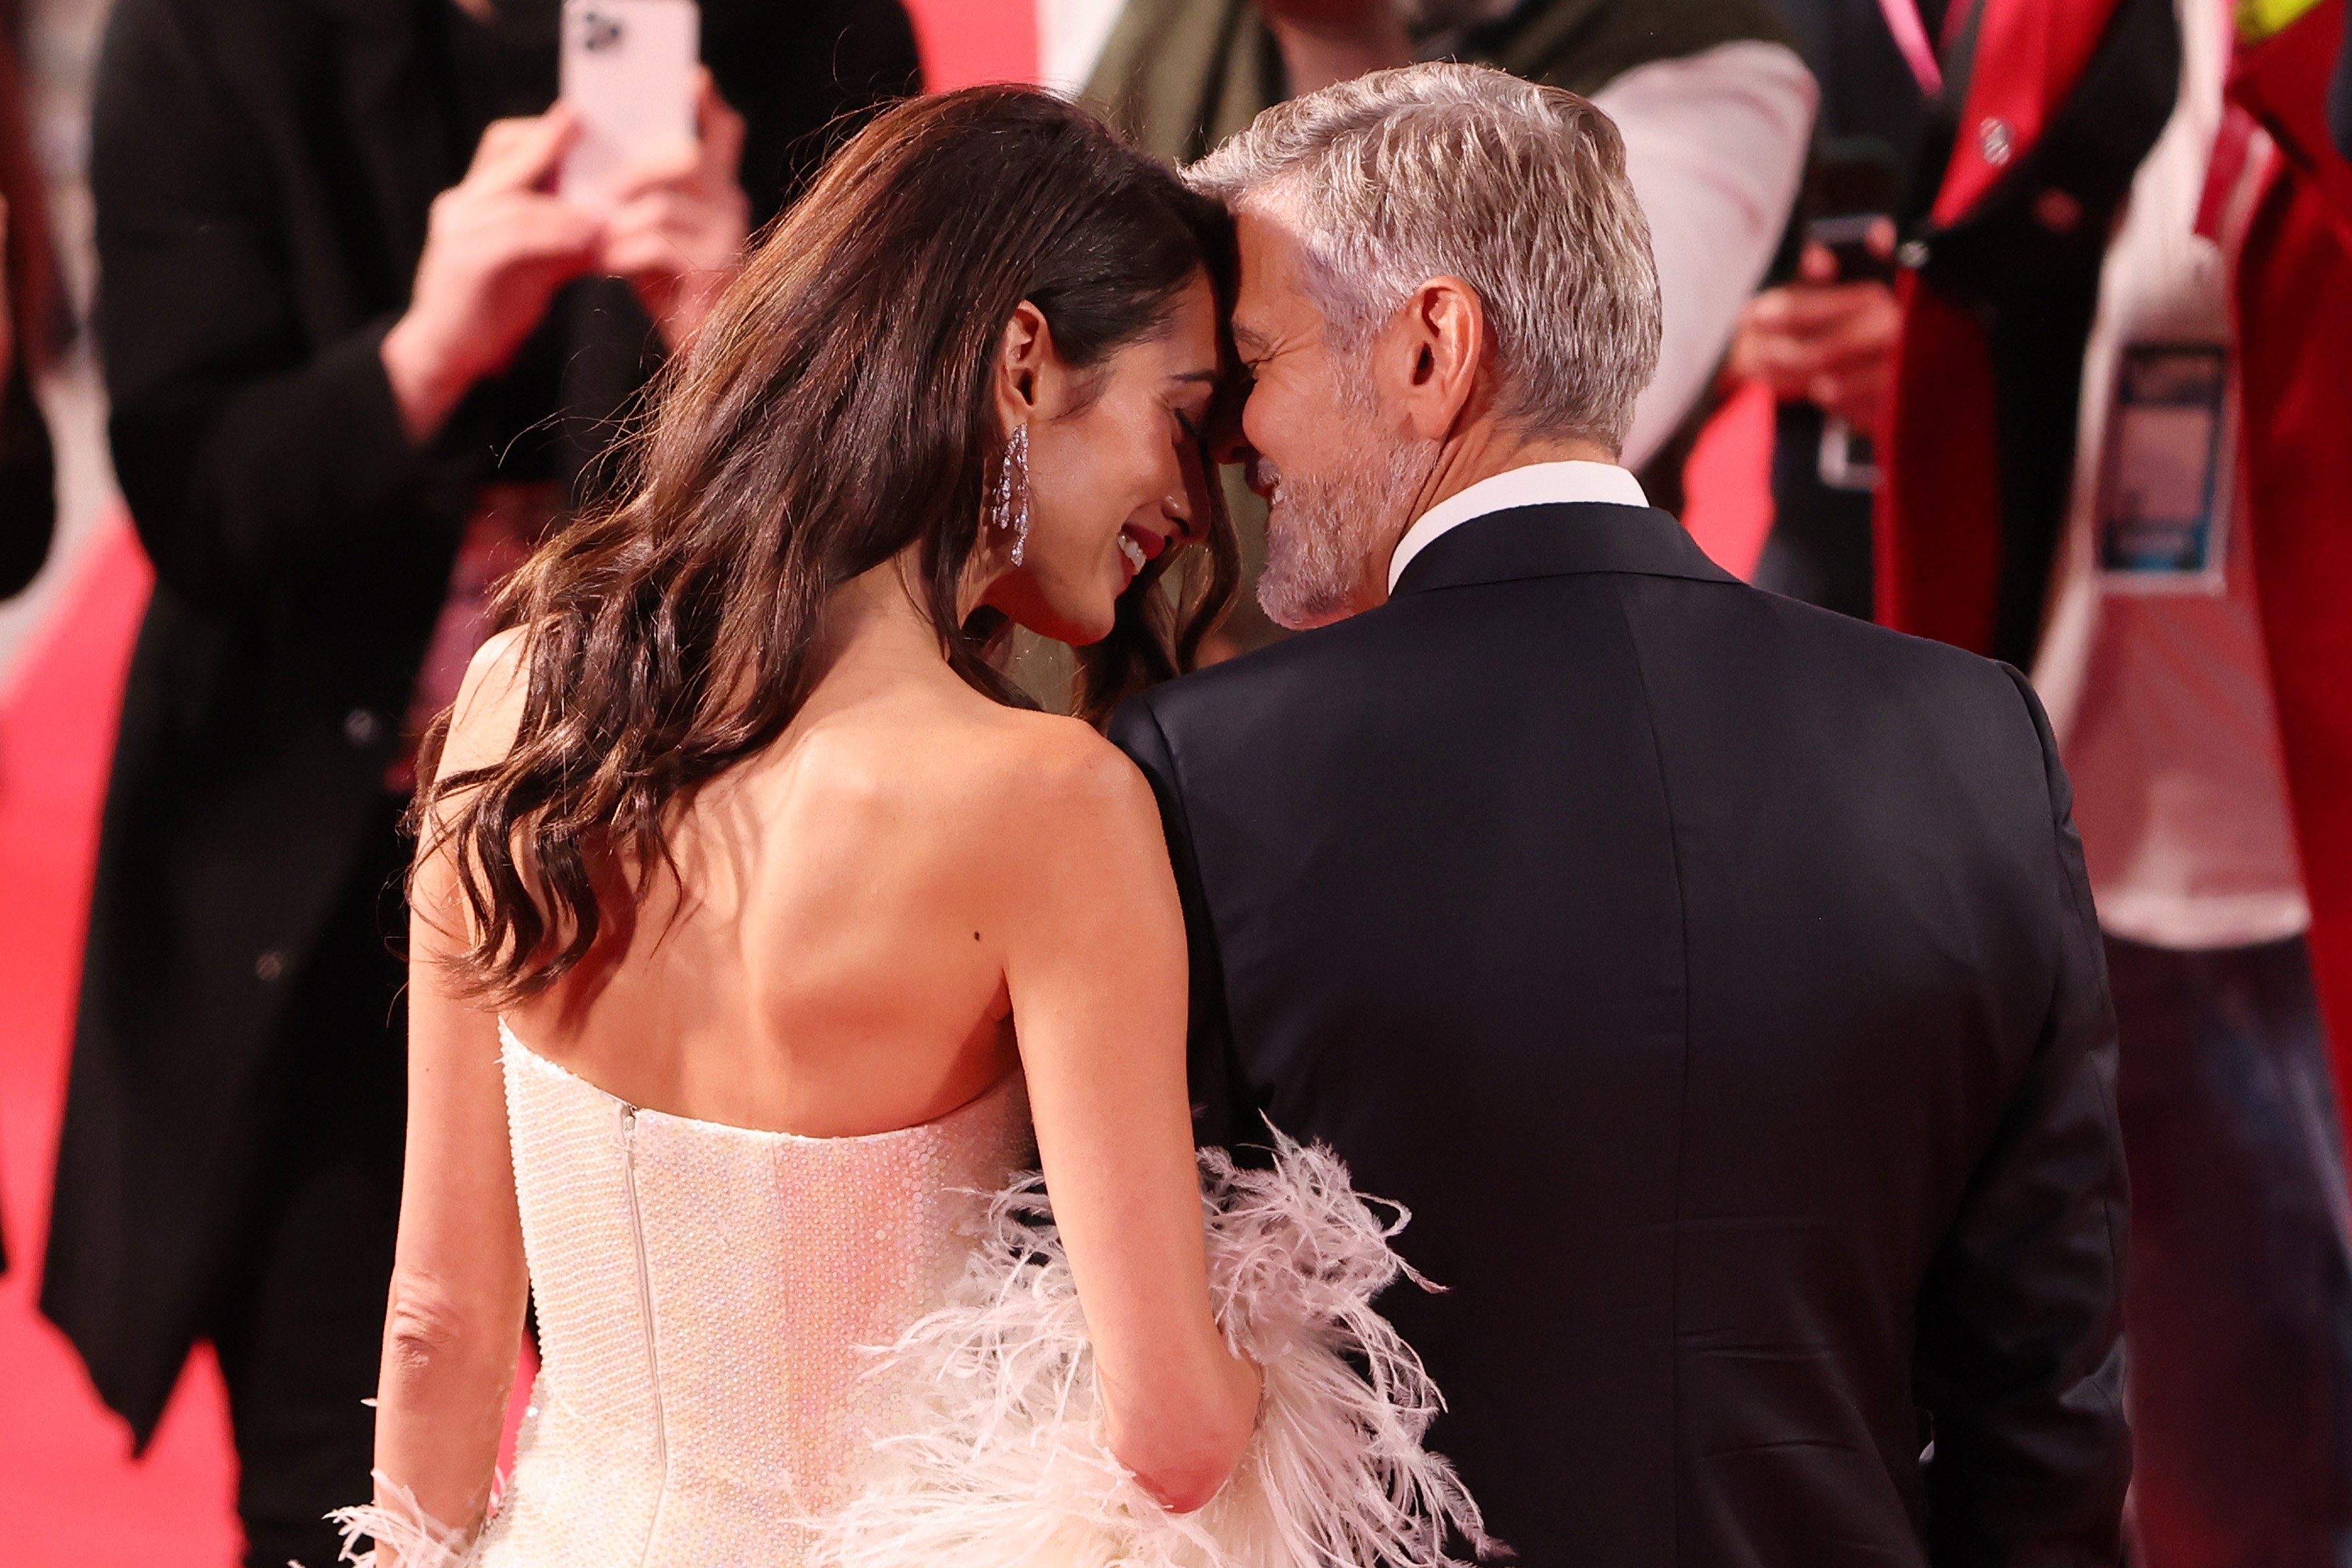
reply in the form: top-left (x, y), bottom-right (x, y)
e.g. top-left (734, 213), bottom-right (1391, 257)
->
top-left (477, 1025), bottom-right (1033, 1567)
top-left (340, 1026), bottom-right (1488, 1568)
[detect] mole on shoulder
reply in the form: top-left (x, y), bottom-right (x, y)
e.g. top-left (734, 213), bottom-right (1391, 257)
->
top-left (973, 931), bottom-right (981, 941)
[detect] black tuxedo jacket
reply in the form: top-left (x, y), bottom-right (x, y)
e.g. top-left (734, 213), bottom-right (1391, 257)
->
top-left (1110, 502), bottom-right (2127, 1567)
top-left (44, 0), bottom-right (917, 1441)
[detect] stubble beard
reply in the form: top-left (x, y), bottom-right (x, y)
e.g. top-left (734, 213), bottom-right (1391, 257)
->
top-left (1256, 429), bottom-right (1433, 631)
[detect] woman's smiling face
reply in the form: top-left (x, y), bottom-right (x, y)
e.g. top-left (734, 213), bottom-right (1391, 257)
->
top-left (978, 274), bottom-right (1222, 646)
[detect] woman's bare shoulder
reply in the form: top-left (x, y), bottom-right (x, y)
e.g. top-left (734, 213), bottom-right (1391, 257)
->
top-left (949, 706), bottom-right (1166, 875)
top-left (435, 625), bottom-right (533, 784)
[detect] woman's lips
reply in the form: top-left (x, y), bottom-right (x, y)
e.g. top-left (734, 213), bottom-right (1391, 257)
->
top-left (1118, 523), bottom-right (1166, 573)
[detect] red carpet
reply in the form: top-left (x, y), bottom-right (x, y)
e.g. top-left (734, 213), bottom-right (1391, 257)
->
top-left (0, 521), bottom-right (542, 1563)
top-left (0, 521), bottom-right (240, 1566)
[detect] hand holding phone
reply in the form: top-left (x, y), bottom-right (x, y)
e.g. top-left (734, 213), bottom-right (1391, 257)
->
top-left (1805, 214), bottom-right (1899, 286)
top-left (595, 69), bottom-right (749, 353)
top-left (1729, 212), bottom-right (1903, 453)
top-left (383, 109), bottom-right (604, 443)
top-left (559, 0), bottom-right (700, 214)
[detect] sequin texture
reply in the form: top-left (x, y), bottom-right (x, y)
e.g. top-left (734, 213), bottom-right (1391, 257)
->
top-left (479, 1026), bottom-right (1034, 1567)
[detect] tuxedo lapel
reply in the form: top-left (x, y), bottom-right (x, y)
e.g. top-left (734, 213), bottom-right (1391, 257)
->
top-left (1389, 502), bottom-right (1739, 598)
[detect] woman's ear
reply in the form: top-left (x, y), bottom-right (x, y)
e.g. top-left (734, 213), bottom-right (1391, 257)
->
top-left (996, 301), bottom-right (1053, 426)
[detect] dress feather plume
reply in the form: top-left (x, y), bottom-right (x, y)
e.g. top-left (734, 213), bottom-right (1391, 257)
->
top-left (807, 1128), bottom-right (1495, 1568)
top-left (328, 1468), bottom-right (499, 1568)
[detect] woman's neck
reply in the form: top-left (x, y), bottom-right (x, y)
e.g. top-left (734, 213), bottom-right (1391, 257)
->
top-left (811, 558), bottom-right (965, 697)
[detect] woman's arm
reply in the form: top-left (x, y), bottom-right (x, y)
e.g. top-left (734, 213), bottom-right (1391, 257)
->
top-left (365, 631), bottom-right (536, 1556)
top-left (995, 725), bottom-right (1262, 1512)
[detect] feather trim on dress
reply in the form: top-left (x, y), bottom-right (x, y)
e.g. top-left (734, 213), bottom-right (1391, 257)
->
top-left (808, 1128), bottom-right (1497, 1567)
top-left (329, 1467), bottom-right (498, 1568)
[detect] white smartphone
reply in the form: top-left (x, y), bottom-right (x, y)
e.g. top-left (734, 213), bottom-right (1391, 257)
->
top-left (559, 0), bottom-right (700, 212)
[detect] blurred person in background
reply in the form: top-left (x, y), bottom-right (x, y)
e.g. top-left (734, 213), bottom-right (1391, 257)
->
top-left (38, 2), bottom-right (917, 1563)
top-left (1883, 0), bottom-right (2352, 1561)
top-left (0, 0), bottom-right (63, 1288)
top-left (1874, 0), bottom-right (2178, 668)
top-left (1735, 0), bottom-right (2177, 629)
top-left (2336, 5), bottom-right (2352, 152)
top-left (2033, 0), bottom-right (2352, 1554)
top-left (1081, 0), bottom-right (1815, 654)
top-left (1726, 0), bottom-right (1944, 620)
top-left (0, 0), bottom-right (57, 602)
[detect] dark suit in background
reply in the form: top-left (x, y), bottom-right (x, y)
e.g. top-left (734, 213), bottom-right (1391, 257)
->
top-left (0, 0), bottom-right (55, 606)
top-left (1112, 501), bottom-right (2128, 1565)
top-left (1744, 0), bottom-right (1942, 621)
top-left (0, 355), bottom-right (49, 599)
top-left (45, 3), bottom-right (917, 1561)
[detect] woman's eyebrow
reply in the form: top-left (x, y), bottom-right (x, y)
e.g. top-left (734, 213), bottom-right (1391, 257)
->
top-left (1169, 369), bottom-right (1220, 384)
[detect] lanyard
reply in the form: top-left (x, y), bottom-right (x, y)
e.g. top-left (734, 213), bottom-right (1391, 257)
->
top-left (1878, 0), bottom-right (1945, 96)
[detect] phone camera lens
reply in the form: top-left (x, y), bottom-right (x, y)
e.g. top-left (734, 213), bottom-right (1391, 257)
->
top-left (581, 13), bottom-right (625, 51)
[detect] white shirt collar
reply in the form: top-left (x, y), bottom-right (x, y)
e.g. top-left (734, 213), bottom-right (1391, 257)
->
top-left (1386, 461), bottom-right (1650, 593)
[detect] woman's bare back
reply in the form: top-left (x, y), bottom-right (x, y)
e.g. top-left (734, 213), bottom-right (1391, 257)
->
top-left (497, 598), bottom-right (1119, 1138)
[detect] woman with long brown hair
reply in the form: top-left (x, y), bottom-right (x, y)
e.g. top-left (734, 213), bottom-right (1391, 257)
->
top-left (334, 87), bottom-right (1480, 1567)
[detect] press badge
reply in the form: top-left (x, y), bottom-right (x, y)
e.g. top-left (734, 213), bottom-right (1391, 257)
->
top-left (2095, 344), bottom-right (2230, 593)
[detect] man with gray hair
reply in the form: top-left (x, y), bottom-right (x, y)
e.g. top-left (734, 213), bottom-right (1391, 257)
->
top-left (1110, 63), bottom-right (2130, 1565)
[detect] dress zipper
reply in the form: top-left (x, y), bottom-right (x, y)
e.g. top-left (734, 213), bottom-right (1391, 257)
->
top-left (619, 1103), bottom-right (669, 1564)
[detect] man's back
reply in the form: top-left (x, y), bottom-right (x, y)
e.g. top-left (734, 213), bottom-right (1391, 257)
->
top-left (1112, 502), bottom-right (2127, 1565)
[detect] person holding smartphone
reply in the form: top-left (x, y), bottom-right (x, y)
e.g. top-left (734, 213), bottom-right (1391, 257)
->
top-left (42, 4), bottom-right (918, 1564)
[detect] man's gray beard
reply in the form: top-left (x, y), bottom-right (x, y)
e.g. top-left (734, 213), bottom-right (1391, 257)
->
top-left (1256, 437), bottom-right (1432, 631)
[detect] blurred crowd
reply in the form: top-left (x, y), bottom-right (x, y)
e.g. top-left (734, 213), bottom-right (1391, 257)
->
top-left (2, 1), bottom-right (2350, 1565)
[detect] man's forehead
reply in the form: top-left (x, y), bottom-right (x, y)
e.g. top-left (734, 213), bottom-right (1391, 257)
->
top-left (1231, 204), bottom-right (1315, 348)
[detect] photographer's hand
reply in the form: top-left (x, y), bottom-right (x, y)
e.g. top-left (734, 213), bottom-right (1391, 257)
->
top-left (1729, 226), bottom-right (1903, 433)
top-left (381, 107), bottom-right (603, 446)
top-left (598, 69), bottom-right (750, 356)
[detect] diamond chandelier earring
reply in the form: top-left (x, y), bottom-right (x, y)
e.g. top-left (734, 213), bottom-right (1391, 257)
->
top-left (987, 423), bottom-right (1032, 567)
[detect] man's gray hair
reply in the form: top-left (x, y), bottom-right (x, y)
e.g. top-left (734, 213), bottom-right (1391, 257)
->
top-left (1186, 61), bottom-right (1662, 451)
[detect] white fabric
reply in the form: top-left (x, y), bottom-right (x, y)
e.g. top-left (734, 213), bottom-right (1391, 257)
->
top-left (1037, 0), bottom-right (1126, 96)
top-left (809, 1132), bottom-right (1490, 1567)
top-left (1387, 458), bottom-right (1648, 591)
top-left (335, 1030), bottom-right (1481, 1567)
top-left (1594, 40), bottom-right (1816, 470)
top-left (2031, 0), bottom-right (2308, 951)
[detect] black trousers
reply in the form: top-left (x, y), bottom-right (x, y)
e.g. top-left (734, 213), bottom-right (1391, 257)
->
top-left (2110, 934), bottom-right (2352, 1568)
top-left (206, 805), bottom-right (410, 1568)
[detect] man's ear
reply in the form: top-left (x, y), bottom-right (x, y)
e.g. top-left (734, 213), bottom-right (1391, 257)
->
top-left (1379, 276), bottom-right (1485, 444)
top-left (995, 301), bottom-right (1052, 429)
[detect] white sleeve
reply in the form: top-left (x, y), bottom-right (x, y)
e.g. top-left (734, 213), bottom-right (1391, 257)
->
top-left (1592, 40), bottom-right (1816, 469)
top-left (1036, 0), bottom-right (1130, 94)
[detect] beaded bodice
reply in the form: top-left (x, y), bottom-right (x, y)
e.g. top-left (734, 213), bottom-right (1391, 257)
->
top-left (478, 1026), bottom-right (1033, 1568)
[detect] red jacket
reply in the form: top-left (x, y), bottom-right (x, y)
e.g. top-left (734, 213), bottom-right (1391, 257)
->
top-left (1881, 0), bottom-right (2352, 1084)
top-left (1878, 0), bottom-right (2168, 652)
top-left (2230, 0), bottom-right (2352, 1105)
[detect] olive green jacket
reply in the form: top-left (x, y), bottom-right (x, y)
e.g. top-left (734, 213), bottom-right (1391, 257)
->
top-left (1086, 0), bottom-right (1789, 162)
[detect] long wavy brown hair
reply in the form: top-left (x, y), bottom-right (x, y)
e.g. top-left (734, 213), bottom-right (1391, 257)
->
top-left (416, 86), bottom-right (1239, 1006)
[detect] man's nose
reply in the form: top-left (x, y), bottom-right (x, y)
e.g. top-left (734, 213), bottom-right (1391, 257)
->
top-left (1207, 372), bottom-right (1253, 467)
